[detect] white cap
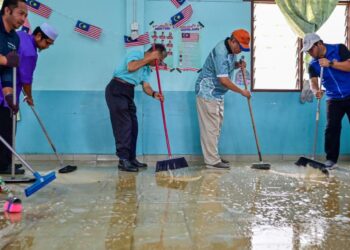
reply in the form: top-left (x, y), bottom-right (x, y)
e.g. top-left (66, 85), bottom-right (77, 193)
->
top-left (40, 23), bottom-right (58, 41)
top-left (301, 33), bottom-right (321, 53)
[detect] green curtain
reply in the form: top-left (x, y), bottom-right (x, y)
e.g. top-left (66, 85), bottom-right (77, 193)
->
top-left (275, 0), bottom-right (339, 37)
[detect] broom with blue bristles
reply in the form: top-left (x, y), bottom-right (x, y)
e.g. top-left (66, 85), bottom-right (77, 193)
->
top-left (153, 44), bottom-right (188, 174)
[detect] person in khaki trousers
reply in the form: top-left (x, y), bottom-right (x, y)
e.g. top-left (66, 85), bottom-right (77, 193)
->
top-left (195, 29), bottom-right (251, 169)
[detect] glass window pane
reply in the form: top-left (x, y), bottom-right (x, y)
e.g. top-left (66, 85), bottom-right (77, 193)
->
top-left (254, 3), bottom-right (299, 90)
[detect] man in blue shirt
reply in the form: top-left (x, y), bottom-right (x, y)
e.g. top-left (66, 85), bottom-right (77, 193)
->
top-left (195, 29), bottom-right (251, 169)
top-left (0, 0), bottom-right (27, 175)
top-left (302, 33), bottom-right (350, 169)
top-left (105, 44), bottom-right (166, 172)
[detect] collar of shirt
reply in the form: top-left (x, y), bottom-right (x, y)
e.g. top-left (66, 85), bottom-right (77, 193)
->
top-left (224, 37), bottom-right (233, 54)
top-left (0, 16), bottom-right (16, 36)
top-left (30, 34), bottom-right (38, 50)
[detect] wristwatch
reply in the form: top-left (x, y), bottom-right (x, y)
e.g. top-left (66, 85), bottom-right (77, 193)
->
top-left (329, 61), bottom-right (334, 67)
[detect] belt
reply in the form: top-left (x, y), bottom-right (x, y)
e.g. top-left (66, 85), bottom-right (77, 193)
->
top-left (113, 77), bottom-right (135, 88)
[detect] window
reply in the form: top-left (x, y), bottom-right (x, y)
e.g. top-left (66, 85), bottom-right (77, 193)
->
top-left (251, 1), bottom-right (349, 91)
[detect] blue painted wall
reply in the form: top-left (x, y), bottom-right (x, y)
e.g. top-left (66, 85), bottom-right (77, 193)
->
top-left (16, 0), bottom-right (350, 156)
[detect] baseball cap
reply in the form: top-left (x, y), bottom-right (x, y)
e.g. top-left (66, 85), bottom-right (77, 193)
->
top-left (232, 29), bottom-right (250, 52)
top-left (301, 33), bottom-right (321, 53)
top-left (40, 23), bottom-right (58, 41)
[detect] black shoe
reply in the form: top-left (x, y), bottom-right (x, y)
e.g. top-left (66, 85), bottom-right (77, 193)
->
top-left (221, 158), bottom-right (229, 164)
top-left (118, 159), bottom-right (138, 172)
top-left (15, 164), bottom-right (23, 169)
top-left (130, 159), bottom-right (148, 168)
top-left (0, 166), bottom-right (25, 175)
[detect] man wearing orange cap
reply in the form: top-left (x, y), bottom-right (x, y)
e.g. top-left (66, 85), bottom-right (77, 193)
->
top-left (195, 29), bottom-right (251, 169)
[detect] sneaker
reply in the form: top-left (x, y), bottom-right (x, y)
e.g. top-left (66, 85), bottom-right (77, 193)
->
top-left (118, 159), bottom-right (138, 172)
top-left (324, 160), bottom-right (337, 169)
top-left (221, 158), bottom-right (230, 164)
top-left (130, 159), bottom-right (147, 168)
top-left (206, 162), bottom-right (230, 169)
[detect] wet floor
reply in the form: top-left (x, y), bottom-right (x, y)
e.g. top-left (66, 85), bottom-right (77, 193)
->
top-left (1, 161), bottom-right (350, 250)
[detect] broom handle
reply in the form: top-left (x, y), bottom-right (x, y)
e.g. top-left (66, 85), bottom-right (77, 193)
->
top-left (153, 45), bottom-right (172, 157)
top-left (240, 59), bottom-right (263, 162)
top-left (11, 67), bottom-right (16, 177)
top-left (0, 135), bottom-right (35, 174)
top-left (23, 92), bottom-right (64, 167)
top-left (312, 67), bottom-right (323, 160)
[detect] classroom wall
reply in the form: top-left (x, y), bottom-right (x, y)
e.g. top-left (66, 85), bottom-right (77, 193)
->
top-left (16, 0), bottom-right (350, 156)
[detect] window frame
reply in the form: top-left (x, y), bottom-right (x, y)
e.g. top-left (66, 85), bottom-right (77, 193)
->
top-left (249, 0), bottom-right (350, 92)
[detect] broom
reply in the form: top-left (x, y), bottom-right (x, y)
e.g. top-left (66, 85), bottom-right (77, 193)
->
top-left (153, 45), bottom-right (188, 173)
top-left (0, 135), bottom-right (56, 197)
top-left (22, 92), bottom-right (77, 174)
top-left (295, 67), bottom-right (328, 173)
top-left (240, 56), bottom-right (271, 170)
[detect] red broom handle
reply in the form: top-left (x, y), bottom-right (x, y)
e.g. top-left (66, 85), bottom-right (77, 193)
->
top-left (153, 45), bottom-right (172, 157)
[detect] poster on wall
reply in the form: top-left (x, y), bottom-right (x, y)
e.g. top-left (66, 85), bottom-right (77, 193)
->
top-left (235, 68), bottom-right (251, 86)
top-left (150, 23), bottom-right (174, 70)
top-left (178, 24), bottom-right (201, 71)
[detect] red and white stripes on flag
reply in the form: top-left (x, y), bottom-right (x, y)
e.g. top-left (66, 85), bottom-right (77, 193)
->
top-left (124, 33), bottom-right (150, 47)
top-left (25, 0), bottom-right (52, 19)
top-left (170, 0), bottom-right (186, 8)
top-left (170, 4), bottom-right (193, 28)
top-left (74, 20), bottom-right (102, 40)
top-left (182, 32), bottom-right (199, 42)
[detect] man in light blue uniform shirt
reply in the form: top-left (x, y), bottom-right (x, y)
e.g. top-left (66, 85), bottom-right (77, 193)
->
top-left (195, 29), bottom-right (251, 169)
top-left (105, 44), bottom-right (166, 172)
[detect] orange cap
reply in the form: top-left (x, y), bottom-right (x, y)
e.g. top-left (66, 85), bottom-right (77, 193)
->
top-left (232, 29), bottom-right (250, 52)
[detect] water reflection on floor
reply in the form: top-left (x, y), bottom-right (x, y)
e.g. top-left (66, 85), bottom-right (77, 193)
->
top-left (1, 161), bottom-right (350, 249)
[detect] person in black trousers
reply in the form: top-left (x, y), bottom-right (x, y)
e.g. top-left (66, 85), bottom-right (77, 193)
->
top-left (302, 33), bottom-right (350, 169)
top-left (0, 0), bottom-right (27, 175)
top-left (106, 44), bottom-right (166, 172)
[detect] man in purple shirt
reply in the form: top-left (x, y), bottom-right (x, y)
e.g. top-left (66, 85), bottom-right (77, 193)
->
top-left (0, 22), bottom-right (58, 174)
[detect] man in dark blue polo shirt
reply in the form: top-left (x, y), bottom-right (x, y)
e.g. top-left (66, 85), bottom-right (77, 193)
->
top-left (302, 33), bottom-right (350, 169)
top-left (0, 0), bottom-right (27, 175)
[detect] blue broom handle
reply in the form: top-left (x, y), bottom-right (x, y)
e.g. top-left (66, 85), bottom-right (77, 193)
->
top-left (312, 67), bottom-right (324, 160)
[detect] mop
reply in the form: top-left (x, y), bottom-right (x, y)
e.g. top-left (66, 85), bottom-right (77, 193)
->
top-left (153, 45), bottom-right (189, 174)
top-left (22, 92), bottom-right (77, 174)
top-left (0, 135), bottom-right (56, 197)
top-left (295, 67), bottom-right (328, 174)
top-left (240, 56), bottom-right (271, 170)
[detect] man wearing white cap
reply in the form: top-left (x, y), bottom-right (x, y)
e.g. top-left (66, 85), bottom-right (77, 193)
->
top-left (302, 33), bottom-right (350, 169)
top-left (17, 22), bottom-right (58, 106)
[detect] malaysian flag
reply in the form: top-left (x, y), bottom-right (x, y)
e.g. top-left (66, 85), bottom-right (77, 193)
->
top-left (170, 5), bottom-right (193, 28)
top-left (25, 0), bottom-right (52, 19)
top-left (171, 0), bottom-right (186, 8)
top-left (124, 33), bottom-right (150, 47)
top-left (182, 32), bottom-right (199, 42)
top-left (21, 18), bottom-right (31, 34)
top-left (74, 20), bottom-right (102, 40)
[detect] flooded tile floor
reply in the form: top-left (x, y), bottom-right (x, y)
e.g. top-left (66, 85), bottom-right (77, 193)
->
top-left (1, 161), bottom-right (350, 250)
